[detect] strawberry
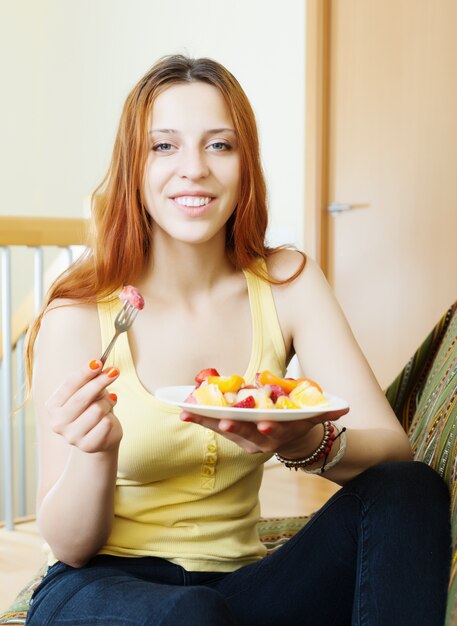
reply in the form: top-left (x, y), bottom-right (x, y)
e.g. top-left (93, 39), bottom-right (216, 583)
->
top-left (119, 285), bottom-right (145, 310)
top-left (268, 384), bottom-right (288, 403)
top-left (195, 368), bottom-right (220, 384)
top-left (233, 395), bottom-right (256, 409)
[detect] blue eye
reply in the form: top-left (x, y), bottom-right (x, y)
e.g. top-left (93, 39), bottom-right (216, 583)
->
top-left (210, 142), bottom-right (231, 151)
top-left (153, 143), bottom-right (173, 152)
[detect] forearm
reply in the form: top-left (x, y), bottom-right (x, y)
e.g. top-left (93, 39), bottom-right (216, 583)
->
top-left (37, 446), bottom-right (119, 568)
top-left (277, 424), bottom-right (413, 486)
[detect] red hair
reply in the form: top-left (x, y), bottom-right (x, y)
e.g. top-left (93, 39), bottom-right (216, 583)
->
top-left (25, 55), bottom-right (305, 382)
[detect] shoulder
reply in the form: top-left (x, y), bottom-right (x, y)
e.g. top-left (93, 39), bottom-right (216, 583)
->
top-left (41, 297), bottom-right (100, 334)
top-left (262, 249), bottom-right (324, 341)
top-left (265, 248), bottom-right (327, 292)
top-left (35, 298), bottom-right (102, 367)
top-left (265, 247), bottom-right (306, 282)
top-left (265, 249), bottom-right (340, 335)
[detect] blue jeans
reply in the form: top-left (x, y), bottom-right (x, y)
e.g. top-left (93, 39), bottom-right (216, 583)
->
top-left (26, 462), bottom-right (451, 626)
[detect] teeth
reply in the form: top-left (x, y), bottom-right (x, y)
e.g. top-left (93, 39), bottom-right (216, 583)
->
top-left (174, 196), bottom-right (212, 207)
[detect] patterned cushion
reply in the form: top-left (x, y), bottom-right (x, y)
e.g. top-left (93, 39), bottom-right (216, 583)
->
top-left (386, 302), bottom-right (457, 626)
top-left (0, 517), bottom-right (312, 625)
top-left (386, 304), bottom-right (456, 432)
top-left (0, 564), bottom-right (46, 625)
top-left (257, 515), bottom-right (312, 554)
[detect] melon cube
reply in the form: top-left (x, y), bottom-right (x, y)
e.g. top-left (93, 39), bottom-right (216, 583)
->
top-left (289, 381), bottom-right (328, 407)
top-left (193, 383), bottom-right (227, 407)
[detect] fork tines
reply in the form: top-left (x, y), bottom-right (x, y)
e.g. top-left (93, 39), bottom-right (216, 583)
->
top-left (118, 301), bottom-right (139, 326)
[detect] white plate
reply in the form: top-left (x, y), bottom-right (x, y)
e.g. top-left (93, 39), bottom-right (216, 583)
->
top-left (155, 385), bottom-right (349, 422)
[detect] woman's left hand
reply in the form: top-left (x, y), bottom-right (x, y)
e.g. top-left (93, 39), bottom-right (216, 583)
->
top-left (179, 407), bottom-right (349, 457)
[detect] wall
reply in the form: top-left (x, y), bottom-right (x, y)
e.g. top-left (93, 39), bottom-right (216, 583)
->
top-left (0, 0), bottom-right (306, 247)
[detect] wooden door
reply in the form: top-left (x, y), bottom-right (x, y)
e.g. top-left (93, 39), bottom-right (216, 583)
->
top-left (306, 0), bottom-right (457, 388)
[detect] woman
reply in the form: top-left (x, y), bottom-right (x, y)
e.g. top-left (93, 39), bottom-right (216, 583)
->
top-left (25, 55), bottom-right (450, 625)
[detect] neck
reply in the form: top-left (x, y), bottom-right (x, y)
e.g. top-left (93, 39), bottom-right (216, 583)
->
top-left (137, 228), bottom-right (236, 305)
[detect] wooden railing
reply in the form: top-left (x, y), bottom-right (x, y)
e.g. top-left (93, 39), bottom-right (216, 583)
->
top-left (0, 217), bottom-right (88, 355)
top-left (0, 216), bottom-right (88, 246)
top-left (0, 216), bottom-right (88, 529)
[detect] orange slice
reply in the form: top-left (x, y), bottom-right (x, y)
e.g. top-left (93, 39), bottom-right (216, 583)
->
top-left (207, 375), bottom-right (245, 393)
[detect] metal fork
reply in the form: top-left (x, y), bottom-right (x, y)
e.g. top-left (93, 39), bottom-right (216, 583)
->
top-left (100, 301), bottom-right (140, 365)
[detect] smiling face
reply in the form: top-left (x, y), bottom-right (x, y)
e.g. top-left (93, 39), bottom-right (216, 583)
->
top-left (144, 81), bottom-right (241, 245)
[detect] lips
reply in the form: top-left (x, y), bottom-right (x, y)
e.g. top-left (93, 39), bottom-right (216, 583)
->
top-left (169, 192), bottom-right (216, 217)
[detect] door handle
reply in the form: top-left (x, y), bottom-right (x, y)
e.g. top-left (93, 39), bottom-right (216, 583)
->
top-left (327, 203), bottom-right (353, 214)
top-left (327, 202), bottom-right (370, 214)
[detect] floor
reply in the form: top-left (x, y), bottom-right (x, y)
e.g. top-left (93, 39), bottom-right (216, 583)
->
top-left (0, 518), bottom-right (46, 610)
top-left (0, 463), bottom-right (340, 611)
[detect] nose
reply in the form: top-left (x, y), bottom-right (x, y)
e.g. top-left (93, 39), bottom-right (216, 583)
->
top-left (178, 147), bottom-right (210, 180)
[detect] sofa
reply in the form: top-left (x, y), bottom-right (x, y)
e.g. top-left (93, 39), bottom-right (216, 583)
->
top-left (1, 301), bottom-right (456, 625)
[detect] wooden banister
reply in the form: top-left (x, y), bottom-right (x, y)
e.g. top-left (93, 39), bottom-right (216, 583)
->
top-left (0, 216), bottom-right (89, 358)
top-left (0, 216), bottom-right (88, 246)
top-left (6, 255), bottom-right (67, 356)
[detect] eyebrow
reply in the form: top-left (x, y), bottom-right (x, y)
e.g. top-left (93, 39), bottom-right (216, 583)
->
top-left (149, 128), bottom-right (236, 135)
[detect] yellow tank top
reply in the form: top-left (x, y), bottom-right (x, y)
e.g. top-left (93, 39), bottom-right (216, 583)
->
top-left (95, 262), bottom-right (287, 572)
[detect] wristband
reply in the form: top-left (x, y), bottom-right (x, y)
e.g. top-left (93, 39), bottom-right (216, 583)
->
top-left (303, 426), bottom-right (347, 474)
top-left (275, 421), bottom-right (336, 470)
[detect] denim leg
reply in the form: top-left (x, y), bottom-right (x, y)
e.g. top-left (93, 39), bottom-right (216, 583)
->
top-left (25, 462), bottom-right (450, 626)
top-left (26, 557), bottom-right (237, 626)
top-left (211, 461), bottom-right (451, 626)
top-left (155, 586), bottom-right (238, 626)
top-left (347, 461), bottom-right (450, 626)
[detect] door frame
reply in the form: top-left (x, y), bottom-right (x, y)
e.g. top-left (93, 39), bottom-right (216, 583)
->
top-left (305, 0), bottom-right (330, 274)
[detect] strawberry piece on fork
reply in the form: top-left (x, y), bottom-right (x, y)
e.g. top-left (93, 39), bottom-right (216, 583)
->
top-left (100, 285), bottom-right (144, 365)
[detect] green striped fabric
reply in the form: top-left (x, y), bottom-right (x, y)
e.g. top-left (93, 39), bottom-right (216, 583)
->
top-left (386, 302), bottom-right (457, 626)
top-left (386, 304), bottom-right (456, 432)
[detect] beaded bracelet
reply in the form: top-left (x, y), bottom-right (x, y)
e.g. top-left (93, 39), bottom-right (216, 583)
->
top-left (275, 421), bottom-right (336, 470)
top-left (303, 426), bottom-right (347, 475)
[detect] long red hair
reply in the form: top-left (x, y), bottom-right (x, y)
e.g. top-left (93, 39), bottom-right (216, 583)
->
top-left (25, 55), bottom-right (305, 382)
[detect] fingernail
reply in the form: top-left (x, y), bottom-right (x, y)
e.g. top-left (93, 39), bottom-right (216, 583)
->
top-left (258, 424), bottom-right (273, 434)
top-left (219, 422), bottom-right (233, 432)
top-left (106, 367), bottom-right (120, 378)
top-left (89, 359), bottom-right (101, 370)
top-left (109, 393), bottom-right (117, 402)
top-left (180, 415), bottom-right (193, 422)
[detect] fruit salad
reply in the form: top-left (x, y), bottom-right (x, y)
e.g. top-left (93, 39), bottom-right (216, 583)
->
top-left (185, 368), bottom-right (329, 409)
top-left (119, 285), bottom-right (145, 310)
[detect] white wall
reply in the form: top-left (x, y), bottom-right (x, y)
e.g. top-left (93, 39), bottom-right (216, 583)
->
top-left (0, 0), bottom-right (305, 248)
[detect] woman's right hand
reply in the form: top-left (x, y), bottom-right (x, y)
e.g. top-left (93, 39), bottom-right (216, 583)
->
top-left (44, 359), bottom-right (123, 454)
